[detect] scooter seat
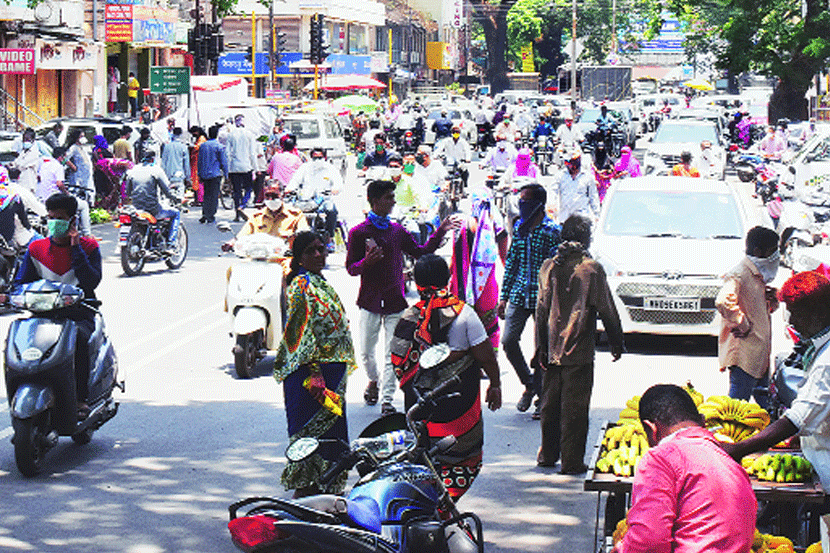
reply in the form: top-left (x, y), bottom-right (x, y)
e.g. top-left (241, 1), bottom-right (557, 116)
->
top-left (343, 495), bottom-right (382, 534)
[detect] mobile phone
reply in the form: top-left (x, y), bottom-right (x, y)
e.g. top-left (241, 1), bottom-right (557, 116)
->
top-left (366, 238), bottom-right (377, 250)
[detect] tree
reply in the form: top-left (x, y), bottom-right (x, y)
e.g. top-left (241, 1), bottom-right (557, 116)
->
top-left (664, 0), bottom-right (830, 121)
top-left (470, 0), bottom-right (517, 94)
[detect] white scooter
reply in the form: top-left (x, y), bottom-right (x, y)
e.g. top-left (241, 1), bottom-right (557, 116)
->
top-left (218, 226), bottom-right (287, 379)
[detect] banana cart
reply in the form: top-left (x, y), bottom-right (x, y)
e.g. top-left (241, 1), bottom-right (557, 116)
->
top-left (585, 421), bottom-right (827, 552)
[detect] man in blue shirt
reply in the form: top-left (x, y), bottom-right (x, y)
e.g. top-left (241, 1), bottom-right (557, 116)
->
top-left (497, 183), bottom-right (561, 416)
top-left (197, 124), bottom-right (229, 224)
top-left (160, 127), bottom-right (190, 201)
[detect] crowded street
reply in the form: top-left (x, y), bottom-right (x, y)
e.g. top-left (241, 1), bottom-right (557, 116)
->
top-left (0, 150), bottom-right (802, 552)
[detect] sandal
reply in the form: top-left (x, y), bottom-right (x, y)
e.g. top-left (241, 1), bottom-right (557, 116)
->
top-left (364, 381), bottom-right (379, 406)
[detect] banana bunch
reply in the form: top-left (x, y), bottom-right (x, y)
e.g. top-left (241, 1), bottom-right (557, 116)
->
top-left (595, 423), bottom-right (649, 477)
top-left (612, 518), bottom-right (628, 546)
top-left (751, 531), bottom-right (795, 553)
top-left (742, 453), bottom-right (813, 483)
top-left (806, 542), bottom-right (822, 553)
top-left (713, 421), bottom-right (759, 443)
top-left (698, 396), bottom-right (770, 442)
top-left (617, 396), bottom-right (640, 422)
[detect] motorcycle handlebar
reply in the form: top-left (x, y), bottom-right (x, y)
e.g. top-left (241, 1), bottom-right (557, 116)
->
top-left (406, 374), bottom-right (463, 426)
top-left (319, 451), bottom-right (359, 487)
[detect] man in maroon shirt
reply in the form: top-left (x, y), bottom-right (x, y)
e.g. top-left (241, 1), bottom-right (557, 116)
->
top-left (346, 179), bottom-right (457, 414)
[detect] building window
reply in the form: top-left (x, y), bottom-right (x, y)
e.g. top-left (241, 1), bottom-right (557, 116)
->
top-left (349, 25), bottom-right (367, 54)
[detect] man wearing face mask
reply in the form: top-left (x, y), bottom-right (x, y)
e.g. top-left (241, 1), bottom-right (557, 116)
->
top-left (499, 183), bottom-right (561, 416)
top-left (12, 128), bottom-right (42, 195)
top-left (481, 140), bottom-right (518, 173)
top-left (125, 150), bottom-right (182, 249)
top-left (11, 193), bottom-right (101, 417)
top-left (715, 226), bottom-right (780, 406)
top-left (222, 185), bottom-right (308, 255)
top-left (434, 125), bottom-right (471, 195)
top-left (363, 133), bottom-right (395, 170)
top-left (286, 148), bottom-right (342, 242)
top-left (556, 150), bottom-right (599, 224)
top-left (414, 146), bottom-right (448, 193)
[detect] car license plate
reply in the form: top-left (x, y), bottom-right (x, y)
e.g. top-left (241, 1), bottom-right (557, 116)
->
top-left (643, 297), bottom-right (700, 312)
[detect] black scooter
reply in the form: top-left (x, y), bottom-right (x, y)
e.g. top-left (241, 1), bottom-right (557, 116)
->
top-left (4, 280), bottom-right (123, 476)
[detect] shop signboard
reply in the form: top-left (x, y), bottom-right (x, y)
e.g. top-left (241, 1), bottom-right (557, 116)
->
top-left (35, 40), bottom-right (97, 71)
top-left (0, 0), bottom-right (31, 22)
top-left (150, 66), bottom-right (190, 94)
top-left (132, 6), bottom-right (177, 45)
top-left (327, 54), bottom-right (371, 75)
top-left (217, 52), bottom-right (304, 76)
top-left (106, 4), bottom-right (133, 42)
top-left (0, 48), bottom-right (36, 74)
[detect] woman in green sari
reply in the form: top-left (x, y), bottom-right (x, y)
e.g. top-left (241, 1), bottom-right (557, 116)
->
top-left (274, 231), bottom-right (357, 497)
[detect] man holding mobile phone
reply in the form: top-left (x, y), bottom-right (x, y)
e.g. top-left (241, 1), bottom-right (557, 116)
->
top-left (346, 179), bottom-right (459, 415)
top-left (10, 193), bottom-right (102, 418)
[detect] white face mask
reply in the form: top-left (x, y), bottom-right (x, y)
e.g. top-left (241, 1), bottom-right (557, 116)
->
top-left (311, 158), bottom-right (326, 168)
top-left (748, 250), bottom-right (780, 284)
top-left (264, 199), bottom-right (282, 212)
top-left (389, 167), bottom-right (402, 178)
top-left (79, 136), bottom-right (88, 145)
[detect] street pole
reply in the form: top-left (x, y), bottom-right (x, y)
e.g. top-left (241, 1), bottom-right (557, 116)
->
top-left (571, 0), bottom-right (577, 103)
top-left (388, 27), bottom-right (392, 103)
top-left (251, 11), bottom-right (256, 98)
top-left (269, 1), bottom-right (275, 90)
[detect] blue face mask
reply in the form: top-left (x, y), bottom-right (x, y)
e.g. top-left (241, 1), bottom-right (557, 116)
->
top-left (47, 218), bottom-right (70, 238)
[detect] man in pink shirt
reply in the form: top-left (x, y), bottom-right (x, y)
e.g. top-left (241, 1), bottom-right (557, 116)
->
top-left (618, 384), bottom-right (756, 553)
top-left (267, 135), bottom-right (303, 190)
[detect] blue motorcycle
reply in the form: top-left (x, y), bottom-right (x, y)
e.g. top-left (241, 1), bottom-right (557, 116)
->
top-left (228, 371), bottom-right (484, 553)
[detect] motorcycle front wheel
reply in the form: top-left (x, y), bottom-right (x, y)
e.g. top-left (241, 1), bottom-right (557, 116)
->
top-left (234, 331), bottom-right (262, 379)
top-left (13, 416), bottom-right (48, 477)
top-left (165, 224), bottom-right (188, 270)
top-left (120, 229), bottom-right (146, 276)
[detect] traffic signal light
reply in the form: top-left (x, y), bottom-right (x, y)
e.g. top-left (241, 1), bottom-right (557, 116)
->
top-left (245, 46), bottom-right (253, 63)
top-left (309, 15), bottom-right (321, 64)
top-left (273, 30), bottom-right (287, 69)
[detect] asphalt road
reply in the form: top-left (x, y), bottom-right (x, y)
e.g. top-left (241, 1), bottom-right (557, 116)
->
top-left (0, 151), bottom-right (789, 553)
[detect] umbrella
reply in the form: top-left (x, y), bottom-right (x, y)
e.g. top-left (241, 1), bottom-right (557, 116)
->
top-left (303, 74), bottom-right (387, 91)
top-left (332, 94), bottom-right (379, 113)
top-left (683, 78), bottom-right (714, 91)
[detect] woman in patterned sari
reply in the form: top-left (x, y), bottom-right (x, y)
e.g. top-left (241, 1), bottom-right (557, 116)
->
top-left (274, 231), bottom-right (357, 498)
top-left (391, 254), bottom-right (502, 500)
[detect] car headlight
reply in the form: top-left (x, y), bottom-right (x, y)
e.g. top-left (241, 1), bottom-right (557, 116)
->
top-left (594, 253), bottom-right (628, 277)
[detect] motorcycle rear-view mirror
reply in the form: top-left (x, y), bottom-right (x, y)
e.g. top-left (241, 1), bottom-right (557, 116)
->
top-left (285, 437), bottom-right (319, 462)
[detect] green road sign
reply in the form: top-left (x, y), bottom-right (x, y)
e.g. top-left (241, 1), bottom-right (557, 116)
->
top-left (150, 66), bottom-right (190, 94)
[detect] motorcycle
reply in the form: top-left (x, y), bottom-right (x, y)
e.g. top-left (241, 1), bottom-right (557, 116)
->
top-left (476, 123), bottom-right (493, 152)
top-left (400, 130), bottom-right (420, 155)
top-left (4, 280), bottom-right (123, 476)
top-left (227, 366), bottom-right (484, 553)
top-left (118, 204), bottom-right (188, 276)
top-left (534, 135), bottom-right (553, 176)
top-left (219, 230), bottom-right (286, 379)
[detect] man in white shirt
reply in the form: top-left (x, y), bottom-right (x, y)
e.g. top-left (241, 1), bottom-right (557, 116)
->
top-left (556, 150), bottom-right (599, 224)
top-left (494, 113), bottom-right (519, 143)
top-left (481, 141), bottom-right (518, 173)
top-left (757, 126), bottom-right (786, 161)
top-left (555, 115), bottom-right (584, 150)
top-left (434, 126), bottom-right (471, 194)
top-left (696, 140), bottom-right (718, 179)
top-left (226, 114), bottom-right (259, 219)
top-left (13, 128), bottom-right (42, 194)
top-left (37, 147), bottom-right (68, 202)
top-left (725, 270), bottom-right (830, 490)
top-left (415, 145), bottom-right (448, 192)
top-left (286, 147), bottom-right (342, 240)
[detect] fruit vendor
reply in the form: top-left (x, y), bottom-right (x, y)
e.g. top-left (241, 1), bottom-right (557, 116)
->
top-left (725, 270), bottom-right (830, 490)
top-left (617, 384), bottom-right (756, 553)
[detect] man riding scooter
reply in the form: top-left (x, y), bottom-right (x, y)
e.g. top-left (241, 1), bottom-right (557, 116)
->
top-left (8, 193), bottom-right (102, 418)
top-left (124, 150), bottom-right (181, 250)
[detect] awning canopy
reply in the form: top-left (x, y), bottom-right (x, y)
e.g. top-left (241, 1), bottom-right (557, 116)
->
top-left (303, 74), bottom-right (386, 91)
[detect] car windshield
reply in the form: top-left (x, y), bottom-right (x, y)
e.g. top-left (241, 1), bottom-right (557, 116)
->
top-left (602, 189), bottom-right (742, 239)
top-left (284, 119), bottom-right (320, 139)
top-left (653, 123), bottom-right (718, 144)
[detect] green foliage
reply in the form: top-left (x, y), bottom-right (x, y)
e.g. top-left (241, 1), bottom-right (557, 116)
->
top-left (213, 0), bottom-right (240, 18)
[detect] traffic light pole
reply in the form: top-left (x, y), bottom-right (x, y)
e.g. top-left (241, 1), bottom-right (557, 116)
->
top-left (269, 1), bottom-right (275, 90)
top-left (251, 11), bottom-right (257, 98)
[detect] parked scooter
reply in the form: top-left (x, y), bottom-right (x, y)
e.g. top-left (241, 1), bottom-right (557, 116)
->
top-left (227, 361), bottom-right (484, 553)
top-left (219, 228), bottom-right (286, 379)
top-left (4, 280), bottom-right (122, 476)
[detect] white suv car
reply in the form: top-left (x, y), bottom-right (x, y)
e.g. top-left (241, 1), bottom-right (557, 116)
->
top-left (643, 120), bottom-right (726, 179)
top-left (281, 113), bottom-right (348, 176)
top-left (591, 176), bottom-right (769, 336)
